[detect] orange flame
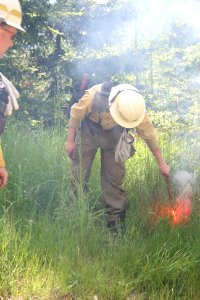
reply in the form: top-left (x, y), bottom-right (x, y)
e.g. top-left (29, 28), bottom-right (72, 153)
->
top-left (150, 197), bottom-right (192, 226)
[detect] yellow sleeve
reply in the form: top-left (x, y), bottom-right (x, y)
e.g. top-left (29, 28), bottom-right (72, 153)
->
top-left (0, 142), bottom-right (5, 168)
top-left (136, 114), bottom-right (160, 152)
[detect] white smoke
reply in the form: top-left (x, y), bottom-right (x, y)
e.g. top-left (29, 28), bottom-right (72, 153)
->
top-left (173, 170), bottom-right (197, 198)
top-left (136, 0), bottom-right (200, 40)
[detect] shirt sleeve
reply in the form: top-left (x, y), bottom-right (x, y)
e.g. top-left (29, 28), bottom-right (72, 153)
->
top-left (0, 142), bottom-right (5, 168)
top-left (69, 84), bottom-right (101, 129)
top-left (136, 114), bottom-right (160, 152)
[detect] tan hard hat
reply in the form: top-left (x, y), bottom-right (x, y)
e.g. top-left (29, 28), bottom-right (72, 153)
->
top-left (109, 84), bottom-right (146, 128)
top-left (0, 0), bottom-right (24, 31)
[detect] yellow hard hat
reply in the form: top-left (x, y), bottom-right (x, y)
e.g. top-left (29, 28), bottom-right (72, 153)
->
top-left (109, 84), bottom-right (146, 128)
top-left (0, 0), bottom-right (25, 31)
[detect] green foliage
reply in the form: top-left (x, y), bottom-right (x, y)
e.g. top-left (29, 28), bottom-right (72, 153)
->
top-left (0, 126), bottom-right (199, 299)
top-left (0, 1), bottom-right (200, 299)
top-left (1, 0), bottom-right (200, 130)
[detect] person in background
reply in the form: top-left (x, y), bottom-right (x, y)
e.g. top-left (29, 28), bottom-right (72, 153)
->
top-left (0, 0), bottom-right (25, 188)
top-left (65, 82), bottom-right (170, 232)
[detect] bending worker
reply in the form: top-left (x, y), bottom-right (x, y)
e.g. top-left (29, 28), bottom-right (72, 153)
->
top-left (0, 0), bottom-right (25, 188)
top-left (65, 82), bottom-right (170, 229)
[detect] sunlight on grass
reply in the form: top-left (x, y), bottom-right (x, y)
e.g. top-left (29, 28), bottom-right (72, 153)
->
top-left (0, 125), bottom-right (199, 299)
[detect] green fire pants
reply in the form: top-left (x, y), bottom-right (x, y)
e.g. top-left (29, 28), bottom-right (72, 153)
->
top-left (71, 120), bottom-right (127, 222)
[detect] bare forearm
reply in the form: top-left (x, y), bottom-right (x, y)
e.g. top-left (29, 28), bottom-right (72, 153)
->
top-left (151, 148), bottom-right (167, 167)
top-left (66, 127), bottom-right (78, 160)
top-left (67, 127), bottom-right (77, 143)
top-left (0, 167), bottom-right (8, 188)
top-left (145, 139), bottom-right (170, 178)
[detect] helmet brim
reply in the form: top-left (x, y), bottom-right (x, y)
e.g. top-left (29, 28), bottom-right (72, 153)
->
top-left (5, 20), bottom-right (25, 32)
top-left (109, 84), bottom-right (146, 128)
top-left (110, 102), bottom-right (145, 128)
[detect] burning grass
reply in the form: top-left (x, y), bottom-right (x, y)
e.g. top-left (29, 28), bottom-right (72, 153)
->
top-left (150, 197), bottom-right (192, 226)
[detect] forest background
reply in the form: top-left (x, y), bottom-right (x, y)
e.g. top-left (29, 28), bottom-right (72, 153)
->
top-left (1, 0), bottom-right (200, 132)
top-left (0, 0), bottom-right (200, 299)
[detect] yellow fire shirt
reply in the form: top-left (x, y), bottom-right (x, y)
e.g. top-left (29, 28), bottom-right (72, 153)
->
top-left (69, 84), bottom-right (160, 152)
top-left (0, 142), bottom-right (5, 168)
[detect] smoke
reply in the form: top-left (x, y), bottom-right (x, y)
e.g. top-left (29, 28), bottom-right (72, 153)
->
top-left (173, 170), bottom-right (197, 198)
top-left (173, 127), bottom-right (199, 204)
top-left (171, 170), bottom-right (197, 222)
top-left (94, 0), bottom-right (108, 3)
top-left (136, 0), bottom-right (200, 41)
top-left (150, 169), bottom-right (196, 226)
top-left (189, 76), bottom-right (200, 88)
top-left (87, 0), bottom-right (200, 49)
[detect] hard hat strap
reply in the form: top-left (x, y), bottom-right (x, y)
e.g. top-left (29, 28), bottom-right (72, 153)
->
top-left (109, 88), bottom-right (142, 106)
top-left (0, 17), bottom-right (6, 25)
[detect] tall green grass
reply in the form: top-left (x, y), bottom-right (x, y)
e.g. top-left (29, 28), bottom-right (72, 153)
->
top-left (0, 124), bottom-right (199, 300)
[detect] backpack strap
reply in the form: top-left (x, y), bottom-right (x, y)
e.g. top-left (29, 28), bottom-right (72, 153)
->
top-left (0, 75), bottom-right (8, 135)
top-left (87, 83), bottom-right (113, 126)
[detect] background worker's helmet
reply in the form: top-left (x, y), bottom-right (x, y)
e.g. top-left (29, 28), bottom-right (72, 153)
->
top-left (109, 83), bottom-right (146, 128)
top-left (0, 0), bottom-right (24, 31)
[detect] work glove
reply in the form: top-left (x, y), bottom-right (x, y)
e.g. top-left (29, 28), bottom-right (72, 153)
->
top-left (114, 129), bottom-right (135, 162)
top-left (0, 73), bottom-right (20, 116)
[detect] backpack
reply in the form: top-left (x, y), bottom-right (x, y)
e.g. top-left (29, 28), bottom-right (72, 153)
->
top-left (90, 82), bottom-right (114, 115)
top-left (65, 75), bottom-right (116, 118)
top-left (65, 73), bottom-right (90, 118)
